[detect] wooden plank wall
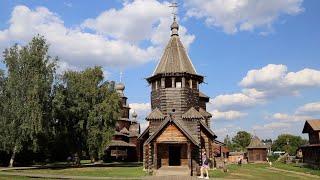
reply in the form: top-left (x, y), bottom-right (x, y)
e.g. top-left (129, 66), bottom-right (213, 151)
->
top-left (156, 124), bottom-right (187, 142)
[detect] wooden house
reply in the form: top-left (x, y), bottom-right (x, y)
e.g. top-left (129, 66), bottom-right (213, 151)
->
top-left (228, 152), bottom-right (245, 164)
top-left (105, 83), bottom-right (140, 162)
top-left (137, 17), bottom-right (218, 175)
top-left (247, 136), bottom-right (268, 163)
top-left (301, 119), bottom-right (320, 167)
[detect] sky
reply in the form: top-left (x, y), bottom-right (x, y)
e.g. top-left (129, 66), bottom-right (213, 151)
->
top-left (1, 0), bottom-right (320, 141)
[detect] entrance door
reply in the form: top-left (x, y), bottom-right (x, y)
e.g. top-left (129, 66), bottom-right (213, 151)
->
top-left (169, 145), bottom-right (181, 166)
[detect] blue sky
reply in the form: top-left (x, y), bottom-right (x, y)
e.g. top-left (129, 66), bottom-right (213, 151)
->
top-left (1, 0), bottom-right (320, 140)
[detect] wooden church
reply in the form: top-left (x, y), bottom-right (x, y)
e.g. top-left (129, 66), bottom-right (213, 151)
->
top-left (137, 16), bottom-right (218, 175)
top-left (105, 83), bottom-right (140, 162)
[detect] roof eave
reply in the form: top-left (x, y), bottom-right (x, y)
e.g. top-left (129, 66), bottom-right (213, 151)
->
top-left (146, 72), bottom-right (204, 83)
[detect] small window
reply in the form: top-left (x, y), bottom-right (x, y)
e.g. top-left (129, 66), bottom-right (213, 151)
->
top-left (175, 77), bottom-right (182, 88)
top-left (176, 82), bottom-right (182, 88)
top-left (165, 78), bottom-right (172, 88)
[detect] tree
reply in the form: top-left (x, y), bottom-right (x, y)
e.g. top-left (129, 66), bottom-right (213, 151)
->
top-left (262, 139), bottom-right (272, 144)
top-left (87, 83), bottom-right (120, 161)
top-left (52, 67), bottom-right (120, 163)
top-left (0, 70), bottom-right (6, 151)
top-left (272, 134), bottom-right (308, 155)
top-left (232, 131), bottom-right (252, 151)
top-left (0, 36), bottom-right (56, 167)
top-left (224, 135), bottom-right (236, 151)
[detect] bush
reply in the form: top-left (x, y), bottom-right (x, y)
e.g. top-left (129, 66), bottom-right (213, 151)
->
top-left (268, 155), bottom-right (279, 162)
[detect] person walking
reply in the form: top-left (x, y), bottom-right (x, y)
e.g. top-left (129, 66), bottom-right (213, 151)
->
top-left (198, 152), bottom-right (210, 179)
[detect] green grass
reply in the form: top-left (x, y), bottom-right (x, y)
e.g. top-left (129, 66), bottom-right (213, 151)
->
top-left (6, 166), bottom-right (147, 178)
top-left (273, 162), bottom-right (320, 176)
top-left (0, 175), bottom-right (32, 180)
top-left (209, 163), bottom-right (320, 180)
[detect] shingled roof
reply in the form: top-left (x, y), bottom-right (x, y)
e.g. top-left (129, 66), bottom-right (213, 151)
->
top-left (146, 108), bottom-right (166, 120)
top-left (199, 108), bottom-right (212, 118)
top-left (120, 127), bottom-right (130, 135)
top-left (199, 120), bottom-right (217, 138)
top-left (182, 107), bottom-right (204, 119)
top-left (247, 136), bottom-right (268, 149)
top-left (144, 118), bottom-right (200, 146)
top-left (106, 140), bottom-right (136, 148)
top-left (152, 17), bottom-right (198, 76)
top-left (303, 119), bottom-right (320, 133)
top-left (152, 35), bottom-right (197, 76)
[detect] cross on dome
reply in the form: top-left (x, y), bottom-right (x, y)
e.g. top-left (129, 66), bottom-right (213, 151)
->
top-left (169, 1), bottom-right (179, 36)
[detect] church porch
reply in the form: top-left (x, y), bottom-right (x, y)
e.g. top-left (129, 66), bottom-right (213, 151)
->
top-left (154, 142), bottom-right (191, 168)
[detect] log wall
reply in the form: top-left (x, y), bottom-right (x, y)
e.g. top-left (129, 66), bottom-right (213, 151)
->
top-left (156, 124), bottom-right (187, 142)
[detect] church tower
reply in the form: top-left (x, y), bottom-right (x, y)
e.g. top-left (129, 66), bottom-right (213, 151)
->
top-left (138, 8), bottom-right (218, 176)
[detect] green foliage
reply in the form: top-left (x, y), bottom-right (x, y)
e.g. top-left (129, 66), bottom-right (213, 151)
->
top-left (232, 131), bottom-right (252, 151)
top-left (267, 154), bottom-right (279, 162)
top-left (52, 67), bottom-right (120, 161)
top-left (0, 35), bottom-right (57, 166)
top-left (271, 134), bottom-right (308, 155)
top-left (224, 135), bottom-right (236, 152)
top-left (223, 131), bottom-right (252, 151)
top-left (0, 35), bottom-right (121, 165)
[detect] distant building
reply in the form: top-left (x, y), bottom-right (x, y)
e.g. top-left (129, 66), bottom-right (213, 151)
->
top-left (301, 119), bottom-right (320, 167)
top-left (104, 83), bottom-right (140, 162)
top-left (212, 140), bottom-right (229, 158)
top-left (228, 152), bottom-right (245, 164)
top-left (247, 136), bottom-right (268, 163)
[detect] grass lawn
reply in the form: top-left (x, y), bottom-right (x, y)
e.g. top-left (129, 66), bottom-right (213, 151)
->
top-left (4, 166), bottom-right (147, 178)
top-left (273, 162), bottom-right (320, 176)
top-left (0, 175), bottom-right (31, 180)
top-left (209, 163), bottom-right (320, 180)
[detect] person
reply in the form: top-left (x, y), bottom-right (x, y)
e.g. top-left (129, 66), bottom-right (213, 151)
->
top-left (267, 157), bottom-right (272, 167)
top-left (198, 152), bottom-right (210, 179)
top-left (238, 157), bottom-right (242, 166)
top-left (223, 158), bottom-right (228, 173)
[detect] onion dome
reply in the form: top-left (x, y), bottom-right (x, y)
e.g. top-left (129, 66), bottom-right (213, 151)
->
top-left (171, 17), bottom-right (179, 36)
top-left (132, 111), bottom-right (138, 119)
top-left (115, 83), bottom-right (125, 96)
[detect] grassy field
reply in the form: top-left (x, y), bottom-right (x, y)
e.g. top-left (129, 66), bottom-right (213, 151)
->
top-left (209, 163), bottom-right (320, 180)
top-left (3, 166), bottom-right (147, 178)
top-left (1, 163), bottom-right (319, 179)
top-left (0, 175), bottom-right (31, 180)
top-left (273, 162), bottom-right (320, 176)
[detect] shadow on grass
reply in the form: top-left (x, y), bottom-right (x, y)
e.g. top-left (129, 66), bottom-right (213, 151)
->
top-left (2, 162), bottom-right (143, 172)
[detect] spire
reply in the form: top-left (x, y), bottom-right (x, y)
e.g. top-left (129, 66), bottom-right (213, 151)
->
top-left (169, 1), bottom-right (179, 36)
top-left (120, 71), bottom-right (123, 83)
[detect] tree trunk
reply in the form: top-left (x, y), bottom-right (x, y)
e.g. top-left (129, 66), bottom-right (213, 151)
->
top-left (9, 146), bottom-right (17, 167)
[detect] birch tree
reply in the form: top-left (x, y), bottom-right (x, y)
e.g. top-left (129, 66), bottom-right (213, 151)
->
top-left (1, 36), bottom-right (56, 167)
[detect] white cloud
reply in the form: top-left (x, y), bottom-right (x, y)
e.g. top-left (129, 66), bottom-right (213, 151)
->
top-left (210, 64), bottom-right (320, 118)
top-left (285, 69), bottom-right (320, 87)
top-left (296, 102), bottom-right (320, 115)
top-left (267, 113), bottom-right (313, 122)
top-left (240, 64), bottom-right (287, 88)
top-left (211, 93), bottom-right (259, 111)
top-left (184, 0), bottom-right (304, 34)
top-left (140, 121), bottom-right (150, 132)
top-left (239, 64), bottom-right (320, 99)
top-left (253, 122), bottom-right (291, 130)
top-left (130, 103), bottom-right (151, 113)
top-left (129, 102), bottom-right (151, 132)
top-left (211, 109), bottom-right (247, 120)
top-left (0, 1), bottom-right (195, 72)
top-left (81, 0), bottom-right (194, 47)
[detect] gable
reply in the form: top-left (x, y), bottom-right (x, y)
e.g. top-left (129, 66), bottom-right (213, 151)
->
top-left (303, 120), bottom-right (320, 133)
top-left (156, 124), bottom-right (187, 142)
